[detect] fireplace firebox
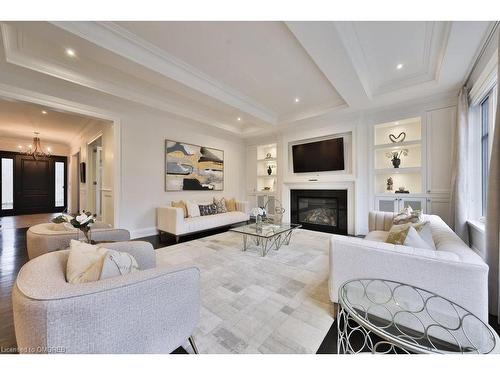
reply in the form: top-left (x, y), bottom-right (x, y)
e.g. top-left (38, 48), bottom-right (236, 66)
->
top-left (290, 189), bottom-right (347, 234)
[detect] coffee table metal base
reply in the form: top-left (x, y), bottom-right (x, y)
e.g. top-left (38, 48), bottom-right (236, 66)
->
top-left (241, 229), bottom-right (295, 256)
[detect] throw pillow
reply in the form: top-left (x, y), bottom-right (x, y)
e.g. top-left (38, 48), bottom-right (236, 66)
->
top-left (226, 198), bottom-right (236, 212)
top-left (171, 200), bottom-right (188, 218)
top-left (66, 240), bottom-right (109, 284)
top-left (50, 222), bottom-right (76, 232)
top-left (403, 226), bottom-right (433, 249)
top-left (385, 225), bottom-right (411, 245)
top-left (386, 222), bottom-right (435, 250)
top-left (66, 240), bottom-right (139, 284)
top-left (186, 200), bottom-right (201, 218)
top-left (393, 206), bottom-right (422, 225)
top-left (100, 249), bottom-right (139, 279)
top-left (213, 197), bottom-right (227, 213)
top-left (199, 204), bottom-right (217, 216)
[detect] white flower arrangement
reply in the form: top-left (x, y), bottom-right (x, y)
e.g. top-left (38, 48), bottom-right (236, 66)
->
top-left (251, 207), bottom-right (266, 217)
top-left (52, 210), bottom-right (96, 243)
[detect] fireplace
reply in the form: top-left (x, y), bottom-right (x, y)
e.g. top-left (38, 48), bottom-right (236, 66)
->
top-left (290, 189), bottom-right (347, 234)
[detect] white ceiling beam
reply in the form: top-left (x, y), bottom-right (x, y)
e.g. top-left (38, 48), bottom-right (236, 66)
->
top-left (50, 21), bottom-right (278, 125)
top-left (285, 21), bottom-right (371, 108)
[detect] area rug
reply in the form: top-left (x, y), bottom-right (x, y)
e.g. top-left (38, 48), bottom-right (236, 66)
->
top-left (155, 229), bottom-right (334, 354)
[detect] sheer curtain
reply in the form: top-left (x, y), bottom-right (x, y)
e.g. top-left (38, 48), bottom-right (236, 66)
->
top-left (485, 42), bottom-right (500, 323)
top-left (450, 87), bottom-right (470, 242)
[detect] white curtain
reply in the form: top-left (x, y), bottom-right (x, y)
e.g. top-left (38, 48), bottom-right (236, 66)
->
top-left (450, 87), bottom-right (469, 243)
top-left (485, 41), bottom-right (500, 322)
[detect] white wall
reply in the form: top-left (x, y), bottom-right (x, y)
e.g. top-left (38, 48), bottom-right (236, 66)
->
top-left (119, 111), bottom-right (246, 238)
top-left (0, 56), bottom-right (246, 239)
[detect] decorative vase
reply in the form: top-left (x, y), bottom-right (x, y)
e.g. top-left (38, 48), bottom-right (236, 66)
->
top-left (392, 157), bottom-right (401, 168)
top-left (80, 228), bottom-right (92, 243)
top-left (256, 214), bottom-right (263, 228)
top-left (267, 166), bottom-right (272, 175)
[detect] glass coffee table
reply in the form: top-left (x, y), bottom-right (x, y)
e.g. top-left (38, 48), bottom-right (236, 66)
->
top-left (229, 223), bottom-right (301, 256)
top-left (337, 279), bottom-right (500, 354)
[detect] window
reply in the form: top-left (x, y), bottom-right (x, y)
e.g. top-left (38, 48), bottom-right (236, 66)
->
top-left (1, 157), bottom-right (14, 210)
top-left (55, 161), bottom-right (65, 207)
top-left (480, 95), bottom-right (489, 216)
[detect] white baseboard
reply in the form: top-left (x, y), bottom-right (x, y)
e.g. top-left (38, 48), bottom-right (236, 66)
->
top-left (130, 227), bottom-right (158, 239)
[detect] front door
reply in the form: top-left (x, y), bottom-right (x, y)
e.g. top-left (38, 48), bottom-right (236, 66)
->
top-left (0, 152), bottom-right (67, 216)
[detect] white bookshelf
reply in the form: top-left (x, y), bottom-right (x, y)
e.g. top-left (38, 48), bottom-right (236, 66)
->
top-left (373, 117), bottom-right (423, 195)
top-left (256, 143), bottom-right (278, 194)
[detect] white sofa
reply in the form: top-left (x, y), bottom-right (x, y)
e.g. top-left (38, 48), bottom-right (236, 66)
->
top-left (329, 211), bottom-right (489, 322)
top-left (157, 201), bottom-right (249, 242)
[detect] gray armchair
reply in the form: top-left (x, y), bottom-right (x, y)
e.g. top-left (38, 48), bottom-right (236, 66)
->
top-left (27, 222), bottom-right (131, 259)
top-left (12, 241), bottom-right (200, 354)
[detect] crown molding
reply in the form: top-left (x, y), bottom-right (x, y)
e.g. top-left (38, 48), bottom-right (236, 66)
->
top-left (50, 21), bottom-right (277, 125)
top-left (0, 22), bottom-right (244, 136)
top-left (334, 21), bottom-right (451, 97)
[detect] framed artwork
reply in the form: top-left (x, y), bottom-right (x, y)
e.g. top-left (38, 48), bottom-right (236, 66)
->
top-left (165, 140), bottom-right (224, 191)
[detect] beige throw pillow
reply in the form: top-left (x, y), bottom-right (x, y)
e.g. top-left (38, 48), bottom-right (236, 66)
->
top-left (66, 240), bottom-right (108, 284)
top-left (171, 200), bottom-right (188, 218)
top-left (386, 222), bottom-right (435, 250)
top-left (66, 240), bottom-right (139, 284)
top-left (226, 198), bottom-right (236, 212)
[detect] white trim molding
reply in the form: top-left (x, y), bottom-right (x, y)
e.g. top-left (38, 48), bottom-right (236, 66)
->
top-left (469, 49), bottom-right (498, 106)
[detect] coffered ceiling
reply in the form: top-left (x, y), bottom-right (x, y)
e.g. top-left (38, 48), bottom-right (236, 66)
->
top-left (0, 21), bottom-right (494, 137)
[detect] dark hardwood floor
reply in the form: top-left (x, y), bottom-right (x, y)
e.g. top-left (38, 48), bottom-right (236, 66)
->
top-left (1, 223), bottom-right (499, 354)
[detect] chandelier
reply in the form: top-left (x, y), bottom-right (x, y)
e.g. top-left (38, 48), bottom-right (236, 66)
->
top-left (21, 132), bottom-right (51, 160)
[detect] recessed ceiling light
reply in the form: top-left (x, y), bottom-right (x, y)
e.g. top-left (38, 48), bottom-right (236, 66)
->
top-left (41, 110), bottom-right (47, 115)
top-left (237, 117), bottom-right (241, 121)
top-left (396, 63), bottom-right (404, 70)
top-left (294, 98), bottom-right (300, 103)
top-left (66, 48), bottom-right (76, 57)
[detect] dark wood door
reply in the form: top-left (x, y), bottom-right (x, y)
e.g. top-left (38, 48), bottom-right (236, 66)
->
top-left (15, 154), bottom-right (53, 214)
top-left (4, 154), bottom-right (67, 216)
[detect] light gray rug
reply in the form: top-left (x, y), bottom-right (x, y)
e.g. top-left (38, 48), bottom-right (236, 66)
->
top-left (156, 229), bottom-right (334, 354)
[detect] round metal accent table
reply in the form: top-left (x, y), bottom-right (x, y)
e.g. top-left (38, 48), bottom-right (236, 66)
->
top-left (337, 279), bottom-right (500, 354)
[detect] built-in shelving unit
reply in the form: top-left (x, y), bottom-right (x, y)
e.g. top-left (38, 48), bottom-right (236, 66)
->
top-left (256, 143), bottom-right (278, 194)
top-left (373, 117), bottom-right (423, 195)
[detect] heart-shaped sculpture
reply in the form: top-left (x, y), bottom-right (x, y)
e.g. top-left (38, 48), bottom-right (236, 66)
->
top-left (389, 132), bottom-right (406, 143)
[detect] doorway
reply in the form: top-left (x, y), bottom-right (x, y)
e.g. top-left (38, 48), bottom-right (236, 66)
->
top-left (0, 151), bottom-right (67, 216)
top-left (88, 136), bottom-right (103, 220)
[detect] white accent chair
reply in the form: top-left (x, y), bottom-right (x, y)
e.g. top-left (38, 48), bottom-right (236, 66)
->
top-left (329, 211), bottom-right (489, 322)
top-left (13, 241), bottom-right (200, 354)
top-left (157, 201), bottom-right (249, 242)
top-left (27, 222), bottom-right (130, 259)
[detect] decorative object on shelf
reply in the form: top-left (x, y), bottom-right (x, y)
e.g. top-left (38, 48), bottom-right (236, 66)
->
top-left (386, 177), bottom-right (393, 191)
top-left (267, 165), bottom-right (272, 175)
top-left (262, 186), bottom-right (271, 191)
top-left (385, 149), bottom-right (408, 168)
top-left (52, 211), bottom-right (97, 243)
top-left (388, 131), bottom-right (406, 143)
top-left (395, 186), bottom-right (410, 194)
top-left (265, 152), bottom-right (272, 159)
top-left (165, 140), bottom-right (223, 191)
top-left (19, 132), bottom-right (51, 160)
top-left (251, 207), bottom-right (266, 228)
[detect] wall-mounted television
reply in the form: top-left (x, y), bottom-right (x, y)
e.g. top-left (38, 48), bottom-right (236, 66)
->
top-left (292, 137), bottom-right (345, 173)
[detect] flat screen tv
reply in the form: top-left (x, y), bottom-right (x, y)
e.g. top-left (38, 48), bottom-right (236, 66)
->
top-left (292, 138), bottom-right (345, 173)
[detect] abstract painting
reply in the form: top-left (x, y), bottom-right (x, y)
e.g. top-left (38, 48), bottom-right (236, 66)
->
top-left (165, 140), bottom-right (224, 191)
